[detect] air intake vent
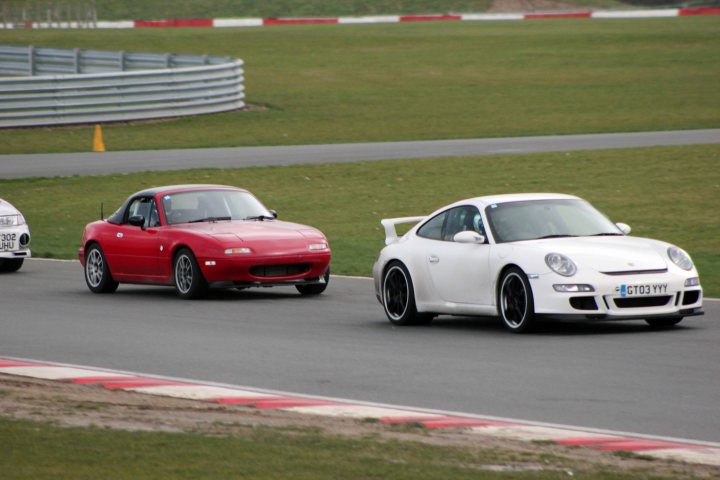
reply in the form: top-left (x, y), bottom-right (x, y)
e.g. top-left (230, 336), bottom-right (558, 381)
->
top-left (682, 291), bottom-right (700, 305)
top-left (250, 264), bottom-right (311, 278)
top-left (614, 296), bottom-right (672, 308)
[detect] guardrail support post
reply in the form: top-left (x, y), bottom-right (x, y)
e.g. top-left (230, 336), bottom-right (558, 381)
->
top-left (28, 45), bottom-right (35, 76)
top-left (73, 48), bottom-right (80, 73)
top-left (118, 51), bottom-right (125, 71)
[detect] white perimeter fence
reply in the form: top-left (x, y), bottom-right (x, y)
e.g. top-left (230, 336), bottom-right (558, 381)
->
top-left (0, 45), bottom-right (245, 127)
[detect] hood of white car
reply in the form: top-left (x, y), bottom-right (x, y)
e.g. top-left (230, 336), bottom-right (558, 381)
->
top-left (0, 199), bottom-right (21, 216)
top-left (523, 236), bottom-right (668, 273)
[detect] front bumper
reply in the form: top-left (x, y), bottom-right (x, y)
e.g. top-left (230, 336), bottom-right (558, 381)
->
top-left (0, 225), bottom-right (31, 259)
top-left (529, 270), bottom-right (703, 320)
top-left (198, 251), bottom-right (331, 285)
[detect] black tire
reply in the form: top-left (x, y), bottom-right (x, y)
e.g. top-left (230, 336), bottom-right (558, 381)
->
top-left (296, 268), bottom-right (330, 296)
top-left (173, 248), bottom-right (207, 299)
top-left (0, 258), bottom-right (24, 272)
top-left (84, 244), bottom-right (119, 293)
top-left (498, 267), bottom-right (535, 333)
top-left (381, 261), bottom-right (433, 326)
top-left (645, 317), bottom-right (683, 328)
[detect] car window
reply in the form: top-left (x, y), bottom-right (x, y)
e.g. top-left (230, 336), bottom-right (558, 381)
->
top-left (443, 206), bottom-right (485, 241)
top-left (417, 211), bottom-right (447, 240)
top-left (126, 197), bottom-right (160, 228)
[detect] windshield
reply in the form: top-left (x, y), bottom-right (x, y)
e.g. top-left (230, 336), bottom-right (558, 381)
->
top-left (161, 190), bottom-right (272, 225)
top-left (485, 199), bottom-right (622, 243)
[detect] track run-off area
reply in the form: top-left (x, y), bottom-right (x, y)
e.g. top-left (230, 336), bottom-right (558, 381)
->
top-left (1, 129), bottom-right (720, 178)
top-left (1, 259), bottom-right (719, 450)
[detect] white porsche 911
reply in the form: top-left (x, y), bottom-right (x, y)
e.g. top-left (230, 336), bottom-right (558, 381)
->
top-left (0, 198), bottom-right (31, 272)
top-left (372, 193), bottom-right (703, 332)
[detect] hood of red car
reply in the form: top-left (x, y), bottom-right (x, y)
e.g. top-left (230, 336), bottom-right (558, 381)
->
top-left (169, 220), bottom-right (325, 242)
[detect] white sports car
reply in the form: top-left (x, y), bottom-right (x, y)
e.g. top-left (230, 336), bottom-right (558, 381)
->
top-left (0, 198), bottom-right (31, 272)
top-left (372, 193), bottom-right (703, 332)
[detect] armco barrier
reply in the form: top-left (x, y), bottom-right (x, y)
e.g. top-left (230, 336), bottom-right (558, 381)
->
top-left (0, 45), bottom-right (244, 127)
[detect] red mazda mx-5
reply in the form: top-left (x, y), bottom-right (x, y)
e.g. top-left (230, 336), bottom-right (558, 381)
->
top-left (78, 185), bottom-right (331, 299)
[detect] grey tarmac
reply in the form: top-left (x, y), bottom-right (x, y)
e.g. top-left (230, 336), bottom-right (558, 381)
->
top-left (1, 259), bottom-right (718, 443)
top-left (1, 128), bottom-right (720, 178)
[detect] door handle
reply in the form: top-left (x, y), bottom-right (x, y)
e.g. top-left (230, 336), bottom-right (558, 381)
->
top-left (428, 255), bottom-right (439, 264)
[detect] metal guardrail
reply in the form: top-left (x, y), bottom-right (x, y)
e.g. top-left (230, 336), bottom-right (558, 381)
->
top-left (0, 45), bottom-right (245, 127)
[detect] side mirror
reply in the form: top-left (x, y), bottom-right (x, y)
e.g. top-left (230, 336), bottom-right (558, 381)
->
top-left (453, 231), bottom-right (486, 244)
top-left (128, 215), bottom-right (145, 228)
top-left (269, 209), bottom-right (278, 219)
top-left (616, 222), bottom-right (631, 235)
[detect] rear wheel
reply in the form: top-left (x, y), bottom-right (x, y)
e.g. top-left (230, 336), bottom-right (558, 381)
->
top-left (296, 268), bottom-right (330, 296)
top-left (645, 317), bottom-right (683, 328)
top-left (174, 248), bottom-right (207, 299)
top-left (382, 262), bottom-right (433, 326)
top-left (498, 267), bottom-right (535, 333)
top-left (0, 258), bottom-right (24, 272)
top-left (84, 244), bottom-right (119, 293)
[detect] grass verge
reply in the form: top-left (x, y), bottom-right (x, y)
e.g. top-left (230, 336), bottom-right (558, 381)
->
top-left (1, 17), bottom-right (719, 154)
top-left (1, 143), bottom-right (718, 295)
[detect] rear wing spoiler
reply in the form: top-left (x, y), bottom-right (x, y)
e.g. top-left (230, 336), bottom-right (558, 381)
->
top-left (381, 216), bottom-right (426, 245)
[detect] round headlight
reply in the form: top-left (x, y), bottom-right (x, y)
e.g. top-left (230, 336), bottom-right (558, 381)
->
top-left (545, 253), bottom-right (577, 277)
top-left (667, 247), bottom-right (693, 271)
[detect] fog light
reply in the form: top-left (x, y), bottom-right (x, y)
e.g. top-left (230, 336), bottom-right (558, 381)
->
top-left (19, 233), bottom-right (30, 247)
top-left (553, 284), bottom-right (595, 293)
top-left (684, 277), bottom-right (700, 287)
top-left (225, 247), bottom-right (252, 254)
top-left (308, 242), bottom-right (328, 251)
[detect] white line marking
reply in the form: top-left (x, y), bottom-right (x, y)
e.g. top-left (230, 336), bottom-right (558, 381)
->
top-left (471, 425), bottom-right (622, 441)
top-left (126, 385), bottom-right (280, 400)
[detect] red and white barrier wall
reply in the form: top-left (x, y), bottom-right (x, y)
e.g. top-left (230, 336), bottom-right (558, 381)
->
top-left (1, 7), bottom-right (719, 29)
top-left (1, 357), bottom-right (719, 467)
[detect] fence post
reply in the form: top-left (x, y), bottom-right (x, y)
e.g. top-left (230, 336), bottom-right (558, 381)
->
top-left (28, 45), bottom-right (35, 76)
top-left (74, 48), bottom-right (80, 73)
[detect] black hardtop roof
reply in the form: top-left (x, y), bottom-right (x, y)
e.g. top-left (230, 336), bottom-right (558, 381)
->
top-left (130, 184), bottom-right (246, 198)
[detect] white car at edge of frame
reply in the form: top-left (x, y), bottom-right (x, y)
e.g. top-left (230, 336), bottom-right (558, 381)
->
top-left (372, 193), bottom-right (704, 333)
top-left (0, 198), bottom-right (31, 272)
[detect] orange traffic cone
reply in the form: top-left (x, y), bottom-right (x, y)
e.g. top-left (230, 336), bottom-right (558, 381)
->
top-left (93, 124), bottom-right (106, 152)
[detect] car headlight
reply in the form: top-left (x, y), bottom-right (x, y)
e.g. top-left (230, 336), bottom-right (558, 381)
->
top-left (545, 253), bottom-right (577, 277)
top-left (0, 214), bottom-right (24, 227)
top-left (667, 247), bottom-right (693, 271)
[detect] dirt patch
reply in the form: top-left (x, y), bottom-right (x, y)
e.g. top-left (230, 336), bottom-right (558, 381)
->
top-left (0, 373), bottom-right (716, 478)
top-left (488, 0), bottom-right (592, 12)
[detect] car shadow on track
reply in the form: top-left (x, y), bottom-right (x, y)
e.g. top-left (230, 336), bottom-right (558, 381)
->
top-left (424, 315), bottom-right (695, 336)
top-left (111, 286), bottom-right (309, 302)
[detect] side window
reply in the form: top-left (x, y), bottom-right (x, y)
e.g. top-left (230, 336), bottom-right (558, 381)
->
top-left (148, 200), bottom-right (161, 227)
top-left (125, 197), bottom-right (157, 228)
top-left (443, 206), bottom-right (485, 241)
top-left (416, 212), bottom-right (447, 240)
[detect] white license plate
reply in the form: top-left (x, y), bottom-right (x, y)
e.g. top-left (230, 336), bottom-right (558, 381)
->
top-left (0, 232), bottom-right (18, 252)
top-left (618, 283), bottom-right (668, 297)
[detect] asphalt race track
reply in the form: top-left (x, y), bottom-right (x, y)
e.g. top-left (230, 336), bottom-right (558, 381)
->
top-left (2, 129), bottom-right (720, 178)
top-left (1, 259), bottom-right (718, 443)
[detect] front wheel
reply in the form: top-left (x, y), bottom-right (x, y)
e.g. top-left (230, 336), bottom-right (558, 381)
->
top-left (645, 317), bottom-right (683, 328)
top-left (0, 258), bottom-right (24, 272)
top-left (84, 244), bottom-right (119, 293)
top-left (382, 262), bottom-right (432, 326)
top-left (173, 248), bottom-right (207, 299)
top-left (498, 267), bottom-right (535, 333)
top-left (296, 268), bottom-right (330, 296)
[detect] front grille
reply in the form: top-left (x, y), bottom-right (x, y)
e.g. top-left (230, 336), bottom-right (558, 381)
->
top-left (614, 296), bottom-right (672, 309)
top-left (570, 296), bottom-right (598, 311)
top-left (250, 263), bottom-right (311, 278)
top-left (682, 291), bottom-right (700, 305)
top-left (601, 268), bottom-right (668, 276)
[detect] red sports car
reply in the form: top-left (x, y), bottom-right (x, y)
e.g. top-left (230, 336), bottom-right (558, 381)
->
top-left (78, 185), bottom-right (331, 299)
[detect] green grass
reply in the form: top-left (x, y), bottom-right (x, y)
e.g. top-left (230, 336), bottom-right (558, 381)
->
top-left (1, 17), bottom-right (719, 154)
top-left (3, 0), bottom-right (629, 21)
top-left (0, 417), bottom-right (696, 479)
top-left (2, 143), bottom-right (718, 295)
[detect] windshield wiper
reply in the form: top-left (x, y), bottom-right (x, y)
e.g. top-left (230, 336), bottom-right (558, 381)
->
top-left (188, 216), bottom-right (232, 223)
top-left (243, 215), bottom-right (275, 221)
top-left (536, 234), bottom-right (577, 239)
top-left (590, 232), bottom-right (624, 236)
